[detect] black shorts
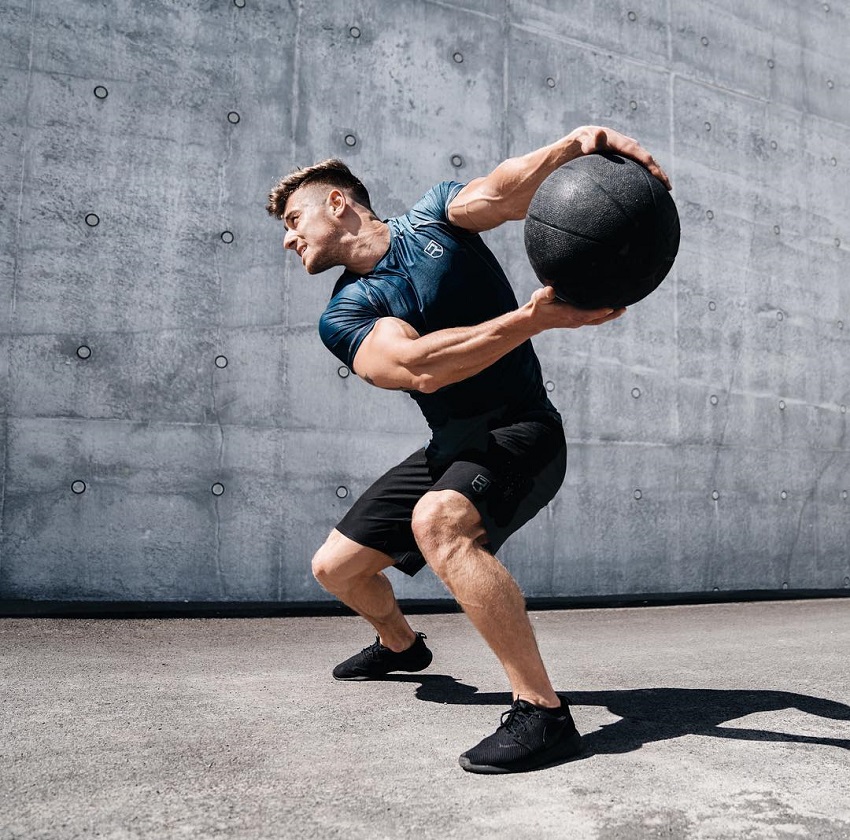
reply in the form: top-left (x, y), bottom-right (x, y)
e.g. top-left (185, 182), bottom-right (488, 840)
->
top-left (335, 412), bottom-right (567, 576)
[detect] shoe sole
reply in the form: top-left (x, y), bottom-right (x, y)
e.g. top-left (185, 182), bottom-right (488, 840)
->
top-left (458, 730), bottom-right (583, 774)
top-left (332, 659), bottom-right (433, 681)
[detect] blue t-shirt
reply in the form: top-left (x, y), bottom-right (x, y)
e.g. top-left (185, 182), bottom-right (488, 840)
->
top-left (318, 181), bottom-right (559, 465)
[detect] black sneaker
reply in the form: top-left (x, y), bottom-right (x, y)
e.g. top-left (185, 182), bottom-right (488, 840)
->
top-left (332, 632), bottom-right (432, 681)
top-left (458, 695), bottom-right (582, 773)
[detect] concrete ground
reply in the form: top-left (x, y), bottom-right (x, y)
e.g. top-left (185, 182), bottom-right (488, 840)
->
top-left (1, 599), bottom-right (849, 840)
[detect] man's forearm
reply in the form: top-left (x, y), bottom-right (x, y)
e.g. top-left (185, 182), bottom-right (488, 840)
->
top-left (448, 126), bottom-right (670, 233)
top-left (448, 132), bottom-right (584, 231)
top-left (402, 303), bottom-right (541, 393)
top-left (488, 134), bottom-right (585, 220)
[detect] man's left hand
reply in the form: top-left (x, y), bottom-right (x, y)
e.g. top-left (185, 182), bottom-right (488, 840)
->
top-left (568, 125), bottom-right (671, 190)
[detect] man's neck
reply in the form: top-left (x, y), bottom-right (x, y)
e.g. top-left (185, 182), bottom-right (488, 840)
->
top-left (344, 219), bottom-right (391, 275)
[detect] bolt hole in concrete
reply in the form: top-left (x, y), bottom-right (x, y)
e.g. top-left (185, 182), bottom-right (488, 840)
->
top-left (546, 77), bottom-right (556, 88)
top-left (633, 489), bottom-right (642, 500)
top-left (629, 100), bottom-right (638, 110)
top-left (451, 154), bottom-right (464, 168)
top-left (336, 486), bottom-right (349, 499)
top-left (777, 310), bottom-right (784, 321)
top-left (712, 491), bottom-right (720, 501)
top-left (85, 213), bottom-right (99, 227)
top-left (827, 79), bottom-right (834, 89)
top-left (781, 490), bottom-right (788, 500)
top-left (708, 300), bottom-right (716, 311)
top-left (220, 230), bottom-right (234, 243)
top-left (705, 209), bottom-right (714, 220)
top-left (215, 356), bottom-right (228, 369)
top-left (76, 345), bottom-right (91, 360)
top-left (701, 36), bottom-right (709, 46)
top-left (93, 85), bottom-right (108, 99)
top-left (627, 10), bottom-right (637, 21)
top-left (773, 225), bottom-right (781, 235)
top-left (631, 387), bottom-right (641, 398)
top-left (211, 483), bottom-right (225, 497)
top-left (704, 121), bottom-right (711, 131)
top-left (338, 366), bottom-right (350, 378)
top-left (779, 400), bottom-right (786, 410)
top-left (233, 0), bottom-right (245, 7)
top-left (227, 111), bottom-right (240, 124)
top-left (344, 134), bottom-right (357, 147)
top-left (836, 238), bottom-right (841, 247)
top-left (770, 140), bottom-right (778, 150)
top-left (453, 51), bottom-right (463, 63)
top-left (545, 380), bottom-right (555, 392)
top-left (710, 395), bottom-right (718, 406)
top-left (72, 481), bottom-right (87, 495)
top-left (349, 26), bottom-right (361, 38)
top-left (841, 405), bottom-right (847, 414)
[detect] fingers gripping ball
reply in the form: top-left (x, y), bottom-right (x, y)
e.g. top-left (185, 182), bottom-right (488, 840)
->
top-left (523, 153), bottom-right (680, 309)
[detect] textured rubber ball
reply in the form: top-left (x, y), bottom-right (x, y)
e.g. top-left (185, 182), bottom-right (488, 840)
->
top-left (524, 154), bottom-right (680, 309)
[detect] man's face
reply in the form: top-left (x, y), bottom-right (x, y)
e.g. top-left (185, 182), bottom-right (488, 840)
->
top-left (282, 185), bottom-right (347, 275)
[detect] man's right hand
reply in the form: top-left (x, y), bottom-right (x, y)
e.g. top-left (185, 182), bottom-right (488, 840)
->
top-left (527, 285), bottom-right (626, 332)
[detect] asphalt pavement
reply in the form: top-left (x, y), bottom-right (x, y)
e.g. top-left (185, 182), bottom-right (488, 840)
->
top-left (2, 598), bottom-right (849, 839)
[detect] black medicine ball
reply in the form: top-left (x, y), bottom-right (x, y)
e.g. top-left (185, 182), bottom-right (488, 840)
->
top-left (523, 153), bottom-right (680, 309)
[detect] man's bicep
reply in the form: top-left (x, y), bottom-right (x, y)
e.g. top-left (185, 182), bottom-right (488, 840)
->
top-left (446, 177), bottom-right (494, 232)
top-left (351, 317), bottom-right (423, 391)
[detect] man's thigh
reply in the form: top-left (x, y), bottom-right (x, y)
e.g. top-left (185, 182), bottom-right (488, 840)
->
top-left (429, 414), bottom-right (567, 554)
top-left (334, 448), bottom-right (435, 577)
top-left (313, 528), bottom-right (401, 581)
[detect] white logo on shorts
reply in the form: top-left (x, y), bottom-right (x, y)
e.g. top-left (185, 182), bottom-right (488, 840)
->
top-left (471, 474), bottom-right (491, 494)
top-left (424, 240), bottom-right (444, 258)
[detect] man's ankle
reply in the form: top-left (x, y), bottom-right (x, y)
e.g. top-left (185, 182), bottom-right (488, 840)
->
top-left (516, 692), bottom-right (562, 710)
top-left (379, 631), bottom-right (419, 653)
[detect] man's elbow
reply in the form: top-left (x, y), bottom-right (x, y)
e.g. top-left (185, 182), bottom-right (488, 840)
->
top-left (413, 372), bottom-right (442, 394)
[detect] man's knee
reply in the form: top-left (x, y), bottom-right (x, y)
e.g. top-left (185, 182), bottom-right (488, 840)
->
top-left (311, 530), bottom-right (392, 592)
top-left (311, 531), bottom-right (355, 591)
top-left (411, 491), bottom-right (485, 572)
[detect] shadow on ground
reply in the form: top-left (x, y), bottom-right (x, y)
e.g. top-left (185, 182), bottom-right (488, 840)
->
top-left (387, 675), bottom-right (850, 759)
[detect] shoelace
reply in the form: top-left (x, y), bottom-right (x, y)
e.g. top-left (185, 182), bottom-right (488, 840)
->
top-left (499, 702), bottom-right (536, 738)
top-left (362, 637), bottom-right (384, 661)
top-left (362, 633), bottom-right (427, 660)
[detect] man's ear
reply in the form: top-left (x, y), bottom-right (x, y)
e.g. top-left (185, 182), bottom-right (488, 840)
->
top-left (327, 188), bottom-right (347, 216)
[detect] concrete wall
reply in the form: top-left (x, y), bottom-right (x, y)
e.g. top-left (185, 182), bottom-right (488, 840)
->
top-left (1, 0), bottom-right (848, 604)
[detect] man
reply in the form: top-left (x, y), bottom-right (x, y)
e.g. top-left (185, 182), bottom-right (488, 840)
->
top-left (266, 125), bottom-right (670, 773)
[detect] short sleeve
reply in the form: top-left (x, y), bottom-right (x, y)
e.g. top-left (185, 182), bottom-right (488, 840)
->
top-left (318, 281), bottom-right (382, 369)
top-left (408, 181), bottom-right (466, 226)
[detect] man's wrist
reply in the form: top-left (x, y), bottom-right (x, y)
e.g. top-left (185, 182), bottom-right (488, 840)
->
top-left (553, 131), bottom-right (584, 167)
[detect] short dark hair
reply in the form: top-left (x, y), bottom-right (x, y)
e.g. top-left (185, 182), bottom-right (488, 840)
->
top-left (265, 158), bottom-right (373, 219)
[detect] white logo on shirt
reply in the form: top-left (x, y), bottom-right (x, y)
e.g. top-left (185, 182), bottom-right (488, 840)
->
top-left (424, 240), bottom-right (444, 258)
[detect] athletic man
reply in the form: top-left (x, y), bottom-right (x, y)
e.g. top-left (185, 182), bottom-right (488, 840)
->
top-left (266, 125), bottom-right (670, 773)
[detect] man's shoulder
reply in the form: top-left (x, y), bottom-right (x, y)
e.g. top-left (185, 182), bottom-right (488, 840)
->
top-left (405, 180), bottom-right (466, 226)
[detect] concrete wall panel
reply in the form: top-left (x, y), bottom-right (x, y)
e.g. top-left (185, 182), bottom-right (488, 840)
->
top-left (512, 0), bottom-right (668, 65)
top-left (1, 0), bottom-right (848, 604)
